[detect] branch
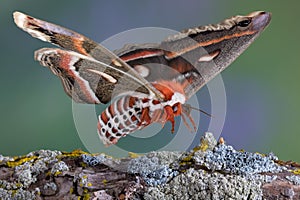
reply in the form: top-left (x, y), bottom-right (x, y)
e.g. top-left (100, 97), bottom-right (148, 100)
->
top-left (0, 133), bottom-right (299, 199)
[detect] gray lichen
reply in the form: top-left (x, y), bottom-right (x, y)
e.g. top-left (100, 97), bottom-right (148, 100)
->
top-left (93, 190), bottom-right (113, 200)
top-left (10, 150), bottom-right (61, 189)
top-left (17, 169), bottom-right (36, 188)
top-left (141, 132), bottom-right (285, 199)
top-left (194, 143), bottom-right (283, 175)
top-left (200, 132), bottom-right (218, 151)
top-left (43, 182), bottom-right (57, 192)
top-left (82, 154), bottom-right (106, 166)
top-left (0, 188), bottom-right (36, 200)
top-left (286, 175), bottom-right (300, 185)
top-left (0, 133), bottom-right (297, 199)
top-left (51, 161), bottom-right (69, 175)
top-left (0, 149), bottom-right (64, 199)
top-left (144, 168), bottom-right (264, 200)
top-left (127, 151), bottom-right (181, 186)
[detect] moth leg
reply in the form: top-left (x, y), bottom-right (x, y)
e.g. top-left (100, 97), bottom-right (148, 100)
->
top-left (163, 106), bottom-right (176, 133)
top-left (181, 113), bottom-right (195, 132)
top-left (186, 112), bottom-right (197, 132)
top-left (139, 107), bottom-right (151, 126)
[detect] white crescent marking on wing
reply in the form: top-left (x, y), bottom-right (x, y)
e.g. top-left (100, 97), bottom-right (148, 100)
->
top-left (198, 50), bottom-right (220, 62)
top-left (87, 69), bottom-right (117, 83)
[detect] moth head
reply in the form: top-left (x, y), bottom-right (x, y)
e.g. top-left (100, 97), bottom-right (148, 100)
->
top-left (235, 11), bottom-right (271, 33)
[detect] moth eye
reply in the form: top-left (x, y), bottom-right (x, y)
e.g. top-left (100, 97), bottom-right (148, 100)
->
top-left (237, 19), bottom-right (251, 27)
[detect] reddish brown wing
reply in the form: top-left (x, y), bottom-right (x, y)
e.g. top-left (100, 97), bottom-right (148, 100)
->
top-left (13, 11), bottom-right (164, 104)
top-left (116, 11), bottom-right (271, 99)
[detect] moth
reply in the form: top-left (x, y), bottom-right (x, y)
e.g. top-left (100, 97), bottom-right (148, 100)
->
top-left (13, 11), bottom-right (271, 146)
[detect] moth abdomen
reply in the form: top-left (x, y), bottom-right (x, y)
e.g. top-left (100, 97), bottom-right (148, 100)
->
top-left (97, 83), bottom-right (189, 146)
top-left (98, 96), bottom-right (145, 146)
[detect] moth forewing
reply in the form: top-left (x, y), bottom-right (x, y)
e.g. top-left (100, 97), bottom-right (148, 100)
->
top-left (160, 11), bottom-right (271, 99)
top-left (13, 11), bottom-right (164, 104)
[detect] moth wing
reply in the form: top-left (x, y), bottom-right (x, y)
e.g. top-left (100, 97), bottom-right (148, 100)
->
top-left (117, 11), bottom-right (271, 99)
top-left (34, 48), bottom-right (158, 104)
top-left (13, 11), bottom-right (164, 103)
top-left (115, 42), bottom-right (209, 99)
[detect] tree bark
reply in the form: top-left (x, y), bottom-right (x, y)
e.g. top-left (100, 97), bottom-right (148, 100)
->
top-left (0, 132), bottom-right (299, 200)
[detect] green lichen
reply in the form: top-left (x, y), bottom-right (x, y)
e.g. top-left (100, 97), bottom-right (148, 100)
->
top-left (292, 169), bottom-right (300, 175)
top-left (6, 156), bottom-right (37, 168)
top-left (128, 152), bottom-right (142, 159)
top-left (60, 149), bottom-right (88, 158)
top-left (82, 193), bottom-right (90, 200)
top-left (81, 188), bottom-right (90, 200)
top-left (87, 182), bottom-right (92, 187)
top-left (102, 179), bottom-right (108, 185)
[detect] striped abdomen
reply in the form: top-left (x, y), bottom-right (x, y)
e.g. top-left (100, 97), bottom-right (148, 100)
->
top-left (97, 95), bottom-right (166, 145)
top-left (98, 96), bottom-right (144, 145)
top-left (97, 81), bottom-right (194, 146)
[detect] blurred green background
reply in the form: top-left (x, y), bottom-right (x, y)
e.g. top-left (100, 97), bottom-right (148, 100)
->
top-left (1, 1), bottom-right (299, 161)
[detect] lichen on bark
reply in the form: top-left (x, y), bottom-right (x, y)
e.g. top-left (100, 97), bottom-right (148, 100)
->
top-left (0, 133), bottom-right (299, 199)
